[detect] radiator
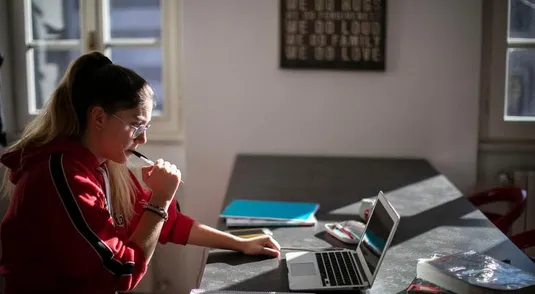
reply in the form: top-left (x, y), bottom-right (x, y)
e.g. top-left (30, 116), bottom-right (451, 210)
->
top-left (507, 170), bottom-right (535, 256)
top-left (509, 170), bottom-right (535, 236)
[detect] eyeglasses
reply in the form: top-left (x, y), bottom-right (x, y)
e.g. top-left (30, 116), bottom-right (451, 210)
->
top-left (111, 113), bottom-right (151, 139)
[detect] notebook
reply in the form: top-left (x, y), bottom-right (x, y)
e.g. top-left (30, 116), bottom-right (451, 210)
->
top-left (225, 214), bottom-right (317, 227)
top-left (220, 199), bottom-right (319, 221)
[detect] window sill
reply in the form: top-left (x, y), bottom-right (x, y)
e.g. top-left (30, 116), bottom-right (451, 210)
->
top-left (479, 139), bottom-right (535, 153)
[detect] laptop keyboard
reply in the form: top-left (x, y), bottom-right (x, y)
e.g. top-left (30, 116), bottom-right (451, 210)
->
top-left (315, 251), bottom-right (362, 287)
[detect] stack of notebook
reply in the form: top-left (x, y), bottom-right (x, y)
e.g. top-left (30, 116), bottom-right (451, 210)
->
top-left (219, 199), bottom-right (319, 227)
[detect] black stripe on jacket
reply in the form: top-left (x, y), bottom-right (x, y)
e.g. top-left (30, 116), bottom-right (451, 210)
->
top-left (49, 152), bottom-right (134, 276)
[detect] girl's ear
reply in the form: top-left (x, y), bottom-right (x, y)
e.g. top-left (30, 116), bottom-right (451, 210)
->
top-left (89, 106), bottom-right (107, 131)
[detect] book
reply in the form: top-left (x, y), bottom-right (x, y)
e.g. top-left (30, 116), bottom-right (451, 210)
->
top-left (220, 199), bottom-right (319, 221)
top-left (416, 250), bottom-right (535, 294)
top-left (225, 214), bottom-right (317, 227)
top-left (224, 228), bottom-right (273, 238)
top-left (406, 277), bottom-right (455, 293)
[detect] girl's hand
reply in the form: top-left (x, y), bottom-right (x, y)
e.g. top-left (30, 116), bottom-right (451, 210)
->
top-left (239, 235), bottom-right (281, 257)
top-left (141, 159), bottom-right (181, 204)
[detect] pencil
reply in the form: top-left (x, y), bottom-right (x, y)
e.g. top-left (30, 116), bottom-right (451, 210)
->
top-left (335, 223), bottom-right (360, 240)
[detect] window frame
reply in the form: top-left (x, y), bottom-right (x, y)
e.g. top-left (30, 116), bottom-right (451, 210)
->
top-left (482, 0), bottom-right (535, 141)
top-left (0, 0), bottom-right (16, 135)
top-left (8, 0), bottom-right (183, 142)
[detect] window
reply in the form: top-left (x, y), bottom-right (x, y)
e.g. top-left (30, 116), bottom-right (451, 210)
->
top-left (10, 0), bottom-right (183, 141)
top-left (482, 0), bottom-right (535, 140)
top-left (505, 0), bottom-right (535, 120)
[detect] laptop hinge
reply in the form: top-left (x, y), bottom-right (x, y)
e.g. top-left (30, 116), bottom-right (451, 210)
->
top-left (353, 252), bottom-right (370, 286)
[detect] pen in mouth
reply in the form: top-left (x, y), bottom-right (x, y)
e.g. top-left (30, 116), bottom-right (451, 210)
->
top-left (129, 150), bottom-right (154, 165)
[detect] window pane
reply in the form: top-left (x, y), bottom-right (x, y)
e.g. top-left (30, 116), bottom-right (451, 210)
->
top-left (31, 0), bottom-right (80, 40)
top-left (110, 47), bottom-right (163, 112)
top-left (33, 49), bottom-right (80, 109)
top-left (509, 0), bottom-right (535, 39)
top-left (109, 0), bottom-right (161, 38)
top-left (505, 48), bottom-right (535, 119)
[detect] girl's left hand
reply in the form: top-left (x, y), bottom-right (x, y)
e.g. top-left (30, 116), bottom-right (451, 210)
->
top-left (239, 235), bottom-right (281, 257)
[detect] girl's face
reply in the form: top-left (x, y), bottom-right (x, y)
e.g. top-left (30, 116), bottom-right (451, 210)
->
top-left (100, 101), bottom-right (153, 164)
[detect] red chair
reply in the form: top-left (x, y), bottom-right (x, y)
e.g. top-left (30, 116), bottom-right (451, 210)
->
top-left (469, 187), bottom-right (526, 235)
top-left (510, 230), bottom-right (535, 263)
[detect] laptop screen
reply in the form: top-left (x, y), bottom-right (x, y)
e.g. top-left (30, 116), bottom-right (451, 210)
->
top-left (359, 198), bottom-right (395, 278)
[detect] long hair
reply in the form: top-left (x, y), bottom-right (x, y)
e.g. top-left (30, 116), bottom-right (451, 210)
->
top-left (1, 51), bottom-right (153, 225)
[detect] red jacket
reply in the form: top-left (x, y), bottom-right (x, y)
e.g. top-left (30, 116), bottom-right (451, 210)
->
top-left (0, 138), bottom-right (194, 294)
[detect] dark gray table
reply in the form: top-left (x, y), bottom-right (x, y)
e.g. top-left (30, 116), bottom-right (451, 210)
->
top-left (198, 154), bottom-right (535, 293)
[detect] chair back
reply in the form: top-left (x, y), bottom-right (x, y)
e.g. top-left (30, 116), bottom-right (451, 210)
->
top-left (469, 186), bottom-right (526, 234)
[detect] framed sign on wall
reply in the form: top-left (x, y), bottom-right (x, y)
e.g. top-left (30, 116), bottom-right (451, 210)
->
top-left (280, 0), bottom-right (387, 71)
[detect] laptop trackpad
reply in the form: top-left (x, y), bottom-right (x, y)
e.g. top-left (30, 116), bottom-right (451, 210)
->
top-left (290, 262), bottom-right (316, 277)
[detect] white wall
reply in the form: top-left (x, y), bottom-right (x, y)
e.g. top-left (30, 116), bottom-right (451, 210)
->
top-left (156, 0), bottom-right (482, 293)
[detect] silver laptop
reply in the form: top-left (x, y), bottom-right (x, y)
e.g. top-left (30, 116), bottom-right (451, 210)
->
top-left (285, 191), bottom-right (401, 291)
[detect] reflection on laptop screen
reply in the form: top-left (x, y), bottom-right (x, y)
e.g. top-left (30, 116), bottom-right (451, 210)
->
top-left (359, 199), bottom-right (394, 277)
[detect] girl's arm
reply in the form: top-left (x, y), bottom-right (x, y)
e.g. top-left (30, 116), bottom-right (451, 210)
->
top-left (187, 222), bottom-right (280, 257)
